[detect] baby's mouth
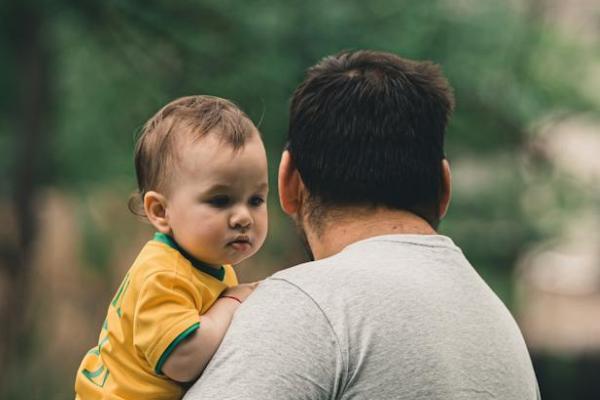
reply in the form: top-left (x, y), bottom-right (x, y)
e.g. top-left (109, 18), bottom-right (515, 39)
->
top-left (228, 236), bottom-right (251, 251)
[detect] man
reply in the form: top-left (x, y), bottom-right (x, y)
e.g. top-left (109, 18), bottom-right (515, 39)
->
top-left (184, 50), bottom-right (540, 399)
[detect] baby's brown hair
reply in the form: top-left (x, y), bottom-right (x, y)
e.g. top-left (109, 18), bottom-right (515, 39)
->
top-left (129, 95), bottom-right (258, 216)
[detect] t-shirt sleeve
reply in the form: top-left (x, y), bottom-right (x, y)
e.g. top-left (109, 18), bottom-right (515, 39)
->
top-left (183, 278), bottom-right (346, 400)
top-left (133, 270), bottom-right (202, 374)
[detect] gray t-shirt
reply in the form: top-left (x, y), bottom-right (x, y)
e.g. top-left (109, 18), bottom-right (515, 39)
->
top-left (184, 234), bottom-right (539, 399)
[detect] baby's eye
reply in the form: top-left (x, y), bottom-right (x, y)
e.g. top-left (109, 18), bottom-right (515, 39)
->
top-left (249, 196), bottom-right (265, 207)
top-left (208, 195), bottom-right (230, 208)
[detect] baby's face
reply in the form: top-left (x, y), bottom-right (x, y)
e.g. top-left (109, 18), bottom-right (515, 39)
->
top-left (165, 132), bottom-right (268, 266)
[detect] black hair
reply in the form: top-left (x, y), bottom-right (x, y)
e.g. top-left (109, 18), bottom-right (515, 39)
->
top-left (287, 50), bottom-right (455, 228)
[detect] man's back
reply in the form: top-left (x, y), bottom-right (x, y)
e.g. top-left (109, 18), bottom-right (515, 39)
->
top-left (185, 234), bottom-right (539, 399)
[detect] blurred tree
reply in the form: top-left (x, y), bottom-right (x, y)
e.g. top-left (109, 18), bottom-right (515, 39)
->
top-left (0, 0), bottom-right (52, 382)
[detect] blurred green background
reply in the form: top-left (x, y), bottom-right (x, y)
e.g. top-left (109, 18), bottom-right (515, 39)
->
top-left (1, 0), bottom-right (599, 398)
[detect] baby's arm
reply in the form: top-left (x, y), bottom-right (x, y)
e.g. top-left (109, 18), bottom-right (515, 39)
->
top-left (161, 283), bottom-right (257, 382)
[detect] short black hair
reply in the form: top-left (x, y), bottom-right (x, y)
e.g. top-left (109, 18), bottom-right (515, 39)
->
top-left (287, 50), bottom-right (454, 228)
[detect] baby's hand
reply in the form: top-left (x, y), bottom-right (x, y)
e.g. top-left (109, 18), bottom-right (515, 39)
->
top-left (222, 281), bottom-right (260, 303)
top-left (164, 282), bottom-right (262, 382)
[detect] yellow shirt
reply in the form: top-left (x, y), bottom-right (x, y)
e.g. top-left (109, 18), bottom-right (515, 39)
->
top-left (75, 233), bottom-right (238, 400)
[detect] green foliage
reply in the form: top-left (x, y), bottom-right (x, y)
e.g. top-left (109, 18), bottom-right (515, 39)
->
top-left (0, 0), bottom-right (596, 305)
top-left (1, 0), bottom-right (597, 304)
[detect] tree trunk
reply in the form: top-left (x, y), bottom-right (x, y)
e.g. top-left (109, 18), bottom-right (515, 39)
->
top-left (0, 1), bottom-right (50, 386)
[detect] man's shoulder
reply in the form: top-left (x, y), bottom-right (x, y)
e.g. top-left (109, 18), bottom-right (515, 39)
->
top-left (270, 234), bottom-right (463, 283)
top-left (262, 241), bottom-right (385, 309)
top-left (268, 252), bottom-right (348, 288)
top-left (261, 233), bottom-right (471, 320)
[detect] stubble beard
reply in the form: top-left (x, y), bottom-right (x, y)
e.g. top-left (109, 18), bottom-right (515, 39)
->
top-left (294, 215), bottom-right (315, 262)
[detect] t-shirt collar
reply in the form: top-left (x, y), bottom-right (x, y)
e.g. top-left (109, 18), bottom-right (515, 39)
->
top-left (153, 232), bottom-right (226, 281)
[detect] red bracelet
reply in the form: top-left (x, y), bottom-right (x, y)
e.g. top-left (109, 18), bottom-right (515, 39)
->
top-left (221, 295), bottom-right (242, 304)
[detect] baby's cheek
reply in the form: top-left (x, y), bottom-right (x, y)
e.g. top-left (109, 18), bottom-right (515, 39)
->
top-left (259, 212), bottom-right (269, 233)
top-left (256, 220), bottom-right (268, 244)
top-left (199, 221), bottom-right (225, 240)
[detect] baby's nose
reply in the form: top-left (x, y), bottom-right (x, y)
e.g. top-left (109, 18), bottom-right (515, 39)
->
top-left (230, 207), bottom-right (252, 230)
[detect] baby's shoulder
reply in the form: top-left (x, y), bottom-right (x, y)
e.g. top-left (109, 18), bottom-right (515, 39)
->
top-left (129, 240), bottom-right (190, 281)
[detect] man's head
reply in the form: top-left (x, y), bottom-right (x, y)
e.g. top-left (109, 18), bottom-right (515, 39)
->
top-left (280, 50), bottom-right (454, 234)
top-left (131, 95), bottom-right (269, 265)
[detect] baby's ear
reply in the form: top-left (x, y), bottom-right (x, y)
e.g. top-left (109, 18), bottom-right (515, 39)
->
top-left (143, 191), bottom-right (170, 233)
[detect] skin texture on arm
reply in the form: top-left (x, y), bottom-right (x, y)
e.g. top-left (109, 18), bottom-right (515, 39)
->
top-left (183, 278), bottom-right (344, 400)
top-left (162, 283), bottom-right (257, 383)
top-left (161, 297), bottom-right (237, 382)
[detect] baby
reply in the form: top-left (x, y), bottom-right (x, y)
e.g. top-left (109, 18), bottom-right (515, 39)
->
top-left (75, 95), bottom-right (268, 399)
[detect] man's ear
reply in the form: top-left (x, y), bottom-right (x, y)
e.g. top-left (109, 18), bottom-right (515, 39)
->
top-left (278, 150), bottom-right (305, 216)
top-left (439, 158), bottom-right (452, 220)
top-left (143, 191), bottom-right (171, 234)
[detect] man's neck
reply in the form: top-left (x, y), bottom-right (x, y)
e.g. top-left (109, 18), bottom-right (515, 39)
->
top-left (305, 208), bottom-right (437, 260)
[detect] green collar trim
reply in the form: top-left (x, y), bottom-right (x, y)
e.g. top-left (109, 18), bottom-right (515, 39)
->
top-left (153, 232), bottom-right (226, 281)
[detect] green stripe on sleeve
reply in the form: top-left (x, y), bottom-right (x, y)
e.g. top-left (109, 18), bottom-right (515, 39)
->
top-left (155, 322), bottom-right (200, 375)
top-left (83, 364), bottom-right (105, 379)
